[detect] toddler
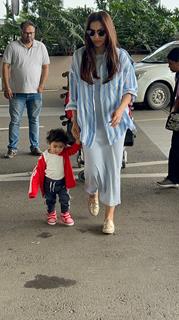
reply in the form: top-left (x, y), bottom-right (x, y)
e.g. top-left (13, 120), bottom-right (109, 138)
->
top-left (29, 128), bottom-right (80, 226)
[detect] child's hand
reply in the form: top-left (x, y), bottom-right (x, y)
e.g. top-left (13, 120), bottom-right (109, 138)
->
top-left (75, 138), bottom-right (81, 145)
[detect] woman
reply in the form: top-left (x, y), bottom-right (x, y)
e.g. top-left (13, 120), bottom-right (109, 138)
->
top-left (66, 11), bottom-right (137, 234)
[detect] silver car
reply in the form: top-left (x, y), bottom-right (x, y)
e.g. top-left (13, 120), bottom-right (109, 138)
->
top-left (135, 40), bottom-right (179, 110)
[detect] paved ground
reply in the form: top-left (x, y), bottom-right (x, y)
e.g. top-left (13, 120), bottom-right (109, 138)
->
top-left (0, 92), bottom-right (179, 320)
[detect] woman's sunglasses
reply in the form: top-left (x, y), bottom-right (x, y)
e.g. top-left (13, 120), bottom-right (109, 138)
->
top-left (86, 29), bottom-right (106, 37)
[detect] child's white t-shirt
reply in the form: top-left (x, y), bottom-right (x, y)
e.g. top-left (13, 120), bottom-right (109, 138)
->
top-left (43, 150), bottom-right (64, 180)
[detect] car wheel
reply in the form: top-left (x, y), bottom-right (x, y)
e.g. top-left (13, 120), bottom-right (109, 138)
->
top-left (145, 82), bottom-right (171, 110)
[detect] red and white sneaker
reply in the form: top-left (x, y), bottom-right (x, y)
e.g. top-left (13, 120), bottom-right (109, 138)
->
top-left (47, 211), bottom-right (57, 225)
top-left (59, 212), bottom-right (74, 226)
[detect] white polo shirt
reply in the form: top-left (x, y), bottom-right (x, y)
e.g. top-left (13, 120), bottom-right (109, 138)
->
top-left (3, 39), bottom-right (50, 93)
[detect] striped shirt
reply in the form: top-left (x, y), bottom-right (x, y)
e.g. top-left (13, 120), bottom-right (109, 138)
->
top-left (66, 46), bottom-right (138, 148)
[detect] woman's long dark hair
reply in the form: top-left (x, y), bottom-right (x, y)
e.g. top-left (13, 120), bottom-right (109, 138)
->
top-left (80, 11), bottom-right (119, 84)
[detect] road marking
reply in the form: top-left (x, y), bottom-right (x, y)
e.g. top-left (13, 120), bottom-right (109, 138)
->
top-left (127, 160), bottom-right (167, 167)
top-left (121, 173), bottom-right (166, 178)
top-left (0, 172), bottom-right (31, 178)
top-left (0, 177), bottom-right (30, 181)
top-left (0, 125), bottom-right (44, 131)
top-left (0, 160), bottom-right (168, 182)
top-left (0, 173), bottom-right (167, 182)
top-left (0, 171), bottom-right (167, 182)
top-left (135, 118), bottom-right (167, 122)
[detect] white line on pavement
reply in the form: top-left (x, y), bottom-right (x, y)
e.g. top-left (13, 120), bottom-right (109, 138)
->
top-left (0, 160), bottom-right (167, 177)
top-left (0, 172), bottom-right (167, 182)
top-left (0, 163), bottom-right (167, 182)
top-left (121, 173), bottom-right (166, 178)
top-left (0, 177), bottom-right (30, 181)
top-left (135, 118), bottom-right (167, 122)
top-left (0, 172), bottom-right (31, 178)
top-left (127, 160), bottom-right (167, 167)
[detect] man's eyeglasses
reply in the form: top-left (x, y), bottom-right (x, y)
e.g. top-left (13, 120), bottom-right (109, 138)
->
top-left (86, 29), bottom-right (106, 37)
top-left (22, 32), bottom-right (35, 36)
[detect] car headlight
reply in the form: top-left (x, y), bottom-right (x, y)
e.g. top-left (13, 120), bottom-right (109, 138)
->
top-left (135, 70), bottom-right (146, 80)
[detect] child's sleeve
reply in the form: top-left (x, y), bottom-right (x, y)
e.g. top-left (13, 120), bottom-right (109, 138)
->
top-left (28, 156), bottom-right (45, 198)
top-left (28, 165), bottom-right (40, 198)
top-left (66, 143), bottom-right (81, 156)
top-left (65, 52), bottom-right (78, 111)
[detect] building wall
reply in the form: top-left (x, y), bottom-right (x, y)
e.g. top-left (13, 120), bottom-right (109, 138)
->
top-left (0, 55), bottom-right (72, 91)
top-left (0, 54), bottom-right (144, 91)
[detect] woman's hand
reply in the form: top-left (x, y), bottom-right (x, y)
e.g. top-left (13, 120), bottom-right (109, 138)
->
top-left (72, 121), bottom-right (80, 140)
top-left (110, 108), bottom-right (124, 128)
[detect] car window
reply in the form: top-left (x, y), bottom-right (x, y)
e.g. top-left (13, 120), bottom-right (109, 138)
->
top-left (142, 43), bottom-right (179, 63)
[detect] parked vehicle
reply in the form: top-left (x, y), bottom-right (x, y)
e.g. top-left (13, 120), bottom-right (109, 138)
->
top-left (135, 41), bottom-right (179, 110)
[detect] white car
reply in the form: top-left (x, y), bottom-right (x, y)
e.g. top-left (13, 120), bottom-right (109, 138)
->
top-left (135, 40), bottom-right (179, 110)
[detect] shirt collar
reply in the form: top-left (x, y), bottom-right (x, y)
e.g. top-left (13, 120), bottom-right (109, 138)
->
top-left (18, 39), bottom-right (38, 48)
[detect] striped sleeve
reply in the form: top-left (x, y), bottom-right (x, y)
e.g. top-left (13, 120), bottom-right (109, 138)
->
top-left (66, 53), bottom-right (78, 111)
top-left (121, 50), bottom-right (138, 101)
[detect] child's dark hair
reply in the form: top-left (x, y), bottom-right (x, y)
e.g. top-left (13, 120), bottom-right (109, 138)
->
top-left (46, 128), bottom-right (68, 145)
top-left (167, 48), bottom-right (179, 62)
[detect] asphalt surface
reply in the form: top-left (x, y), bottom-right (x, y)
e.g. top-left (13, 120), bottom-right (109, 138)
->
top-left (0, 92), bottom-right (179, 320)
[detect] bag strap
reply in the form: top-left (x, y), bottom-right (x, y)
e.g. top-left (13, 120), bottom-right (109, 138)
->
top-left (170, 72), bottom-right (179, 112)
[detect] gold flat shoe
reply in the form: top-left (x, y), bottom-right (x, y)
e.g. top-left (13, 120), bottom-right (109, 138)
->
top-left (88, 195), bottom-right (99, 216)
top-left (102, 219), bottom-right (115, 234)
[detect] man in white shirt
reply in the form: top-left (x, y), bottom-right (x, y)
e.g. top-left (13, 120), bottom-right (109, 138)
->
top-left (2, 20), bottom-right (50, 158)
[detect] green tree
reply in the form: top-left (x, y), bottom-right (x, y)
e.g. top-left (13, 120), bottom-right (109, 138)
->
top-left (0, 0), bottom-right (178, 55)
top-left (108, 0), bottom-right (176, 52)
top-left (96, 0), bottom-right (108, 10)
top-left (171, 8), bottom-right (179, 31)
top-left (0, 1), bottom-right (19, 51)
top-left (20, 0), bottom-right (92, 55)
top-left (148, 0), bottom-right (159, 6)
top-left (22, 0), bottom-right (29, 13)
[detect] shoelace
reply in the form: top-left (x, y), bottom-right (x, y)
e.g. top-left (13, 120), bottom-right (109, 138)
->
top-left (48, 212), bottom-right (56, 221)
top-left (61, 213), bottom-right (72, 221)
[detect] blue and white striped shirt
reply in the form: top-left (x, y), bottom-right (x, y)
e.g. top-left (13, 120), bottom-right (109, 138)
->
top-left (66, 46), bottom-right (138, 148)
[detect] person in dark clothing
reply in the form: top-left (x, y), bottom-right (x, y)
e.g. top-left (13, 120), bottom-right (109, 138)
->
top-left (157, 47), bottom-right (179, 188)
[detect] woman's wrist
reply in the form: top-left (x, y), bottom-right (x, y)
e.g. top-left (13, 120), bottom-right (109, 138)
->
top-left (71, 110), bottom-right (77, 123)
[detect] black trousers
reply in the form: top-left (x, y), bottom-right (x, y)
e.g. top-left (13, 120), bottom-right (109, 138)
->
top-left (44, 177), bottom-right (70, 214)
top-left (168, 131), bottom-right (179, 183)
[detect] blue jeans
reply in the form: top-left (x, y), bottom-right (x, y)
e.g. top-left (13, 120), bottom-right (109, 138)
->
top-left (8, 93), bottom-right (42, 150)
